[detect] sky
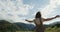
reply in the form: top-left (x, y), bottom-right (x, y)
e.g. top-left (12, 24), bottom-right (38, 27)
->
top-left (0, 0), bottom-right (60, 24)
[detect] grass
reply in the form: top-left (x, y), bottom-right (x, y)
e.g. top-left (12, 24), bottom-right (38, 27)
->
top-left (0, 26), bottom-right (60, 32)
top-left (0, 27), bottom-right (60, 32)
top-left (45, 26), bottom-right (60, 32)
top-left (16, 26), bottom-right (60, 32)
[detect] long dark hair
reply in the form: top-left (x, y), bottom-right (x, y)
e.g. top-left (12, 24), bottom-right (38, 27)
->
top-left (35, 11), bottom-right (41, 18)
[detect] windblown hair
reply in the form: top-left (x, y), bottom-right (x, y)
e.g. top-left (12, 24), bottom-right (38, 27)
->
top-left (35, 11), bottom-right (41, 18)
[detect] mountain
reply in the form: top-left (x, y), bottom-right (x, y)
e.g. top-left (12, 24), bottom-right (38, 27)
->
top-left (48, 21), bottom-right (60, 27)
top-left (0, 20), bottom-right (35, 31)
top-left (0, 20), bottom-right (20, 32)
top-left (44, 21), bottom-right (60, 28)
top-left (14, 22), bottom-right (35, 30)
top-left (0, 20), bottom-right (60, 32)
top-left (13, 21), bottom-right (60, 30)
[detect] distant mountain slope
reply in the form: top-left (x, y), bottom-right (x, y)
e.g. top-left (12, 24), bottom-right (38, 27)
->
top-left (0, 20), bottom-right (60, 32)
top-left (14, 21), bottom-right (60, 30)
top-left (0, 20), bottom-right (20, 32)
top-left (0, 20), bottom-right (35, 31)
top-left (48, 21), bottom-right (60, 27)
top-left (14, 22), bottom-right (35, 30)
top-left (44, 21), bottom-right (60, 28)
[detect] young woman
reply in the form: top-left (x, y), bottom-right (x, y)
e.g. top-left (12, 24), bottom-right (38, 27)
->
top-left (25, 11), bottom-right (60, 32)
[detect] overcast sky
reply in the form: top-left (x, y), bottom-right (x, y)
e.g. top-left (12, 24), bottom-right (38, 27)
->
top-left (0, 0), bottom-right (60, 24)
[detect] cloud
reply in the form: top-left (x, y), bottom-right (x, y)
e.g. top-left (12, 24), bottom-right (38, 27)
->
top-left (0, 0), bottom-right (60, 24)
top-left (37, 0), bottom-right (60, 24)
top-left (56, 0), bottom-right (60, 5)
top-left (39, 0), bottom-right (60, 18)
top-left (0, 0), bottom-right (34, 23)
top-left (18, 4), bottom-right (34, 15)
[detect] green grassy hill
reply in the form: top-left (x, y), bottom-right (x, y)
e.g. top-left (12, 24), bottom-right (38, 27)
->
top-left (0, 20), bottom-right (20, 32)
top-left (0, 20), bottom-right (60, 32)
top-left (45, 26), bottom-right (60, 32)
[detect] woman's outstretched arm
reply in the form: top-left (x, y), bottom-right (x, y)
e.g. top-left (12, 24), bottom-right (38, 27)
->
top-left (42, 15), bottom-right (60, 21)
top-left (25, 19), bottom-right (33, 22)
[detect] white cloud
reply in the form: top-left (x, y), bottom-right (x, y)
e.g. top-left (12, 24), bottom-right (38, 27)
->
top-left (37, 0), bottom-right (60, 24)
top-left (0, 0), bottom-right (34, 23)
top-left (39, 0), bottom-right (60, 18)
top-left (56, 0), bottom-right (60, 5)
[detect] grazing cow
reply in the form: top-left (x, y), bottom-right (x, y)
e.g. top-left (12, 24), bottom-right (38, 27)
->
top-left (25, 11), bottom-right (60, 32)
